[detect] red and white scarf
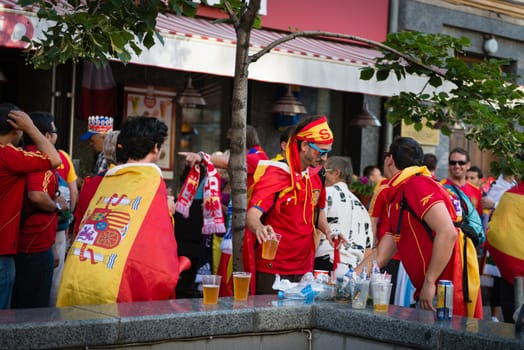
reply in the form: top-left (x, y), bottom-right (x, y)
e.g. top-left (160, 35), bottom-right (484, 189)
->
top-left (175, 152), bottom-right (226, 234)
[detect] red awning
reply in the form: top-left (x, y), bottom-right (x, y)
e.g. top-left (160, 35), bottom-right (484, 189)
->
top-left (156, 14), bottom-right (378, 66)
top-left (138, 14), bottom-right (450, 96)
top-left (0, 1), bottom-right (450, 96)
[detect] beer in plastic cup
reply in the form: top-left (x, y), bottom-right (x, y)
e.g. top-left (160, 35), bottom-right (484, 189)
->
top-left (202, 275), bottom-right (222, 305)
top-left (233, 272), bottom-right (251, 301)
top-left (372, 281), bottom-right (392, 312)
top-left (370, 272), bottom-right (391, 299)
top-left (262, 233), bottom-right (281, 260)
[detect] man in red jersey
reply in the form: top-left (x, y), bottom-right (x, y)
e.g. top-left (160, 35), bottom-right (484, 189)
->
top-left (358, 137), bottom-right (482, 318)
top-left (11, 112), bottom-right (69, 308)
top-left (0, 104), bottom-right (61, 309)
top-left (244, 115), bottom-right (335, 294)
top-left (442, 147), bottom-right (482, 215)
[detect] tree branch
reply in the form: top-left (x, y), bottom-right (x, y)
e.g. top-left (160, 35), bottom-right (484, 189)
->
top-left (249, 30), bottom-right (447, 80)
top-left (223, 1), bottom-right (240, 30)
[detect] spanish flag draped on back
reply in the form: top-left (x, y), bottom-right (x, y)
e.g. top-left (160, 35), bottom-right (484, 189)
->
top-left (487, 181), bottom-right (524, 286)
top-left (57, 163), bottom-right (179, 306)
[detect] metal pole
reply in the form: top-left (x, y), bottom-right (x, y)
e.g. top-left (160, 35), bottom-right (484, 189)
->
top-left (50, 64), bottom-right (57, 115)
top-left (67, 63), bottom-right (77, 157)
top-left (515, 276), bottom-right (524, 310)
top-left (516, 276), bottom-right (524, 334)
top-left (383, 0), bottom-right (399, 150)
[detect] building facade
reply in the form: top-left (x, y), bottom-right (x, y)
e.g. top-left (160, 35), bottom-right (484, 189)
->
top-left (0, 0), bottom-right (523, 185)
top-left (393, 0), bottom-right (524, 179)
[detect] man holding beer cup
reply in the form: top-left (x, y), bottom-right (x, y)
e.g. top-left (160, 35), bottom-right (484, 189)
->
top-left (245, 115), bottom-right (336, 295)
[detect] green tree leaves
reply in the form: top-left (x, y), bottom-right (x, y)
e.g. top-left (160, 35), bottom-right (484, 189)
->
top-left (20, 0), bottom-right (198, 68)
top-left (361, 31), bottom-right (524, 176)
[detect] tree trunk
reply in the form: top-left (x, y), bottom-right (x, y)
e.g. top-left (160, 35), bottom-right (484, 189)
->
top-left (230, 1), bottom-right (260, 272)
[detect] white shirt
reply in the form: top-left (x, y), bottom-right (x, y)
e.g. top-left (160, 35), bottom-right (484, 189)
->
top-left (315, 181), bottom-right (373, 267)
top-left (487, 174), bottom-right (517, 203)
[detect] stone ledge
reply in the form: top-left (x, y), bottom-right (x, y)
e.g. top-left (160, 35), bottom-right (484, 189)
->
top-left (0, 296), bottom-right (521, 350)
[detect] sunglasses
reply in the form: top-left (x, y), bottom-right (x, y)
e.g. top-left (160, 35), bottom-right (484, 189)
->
top-left (383, 151), bottom-right (392, 159)
top-left (308, 142), bottom-right (331, 157)
top-left (449, 160), bottom-right (467, 166)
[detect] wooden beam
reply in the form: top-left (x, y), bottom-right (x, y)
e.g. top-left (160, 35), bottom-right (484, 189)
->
top-left (446, 0), bottom-right (524, 19)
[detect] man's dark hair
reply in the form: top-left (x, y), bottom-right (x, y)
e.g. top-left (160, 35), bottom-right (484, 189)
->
top-left (24, 111), bottom-right (55, 146)
top-left (116, 116), bottom-right (167, 163)
top-left (467, 165), bottom-right (483, 179)
top-left (246, 124), bottom-right (261, 149)
top-left (389, 136), bottom-right (424, 170)
top-left (0, 103), bottom-right (21, 135)
top-left (423, 153), bottom-right (438, 171)
top-left (449, 147), bottom-right (470, 162)
top-left (363, 165), bottom-right (379, 178)
top-left (294, 115), bottom-right (323, 134)
top-left (279, 126), bottom-right (294, 144)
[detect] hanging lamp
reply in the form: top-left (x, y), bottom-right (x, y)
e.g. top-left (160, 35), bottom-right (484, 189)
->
top-left (350, 104), bottom-right (381, 128)
top-left (176, 76), bottom-right (206, 108)
top-left (270, 85), bottom-right (307, 116)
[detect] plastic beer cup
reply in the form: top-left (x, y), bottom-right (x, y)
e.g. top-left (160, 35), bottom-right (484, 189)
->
top-left (372, 281), bottom-right (392, 312)
top-left (262, 233), bottom-right (281, 260)
top-left (233, 272), bottom-right (251, 301)
top-left (202, 275), bottom-right (221, 305)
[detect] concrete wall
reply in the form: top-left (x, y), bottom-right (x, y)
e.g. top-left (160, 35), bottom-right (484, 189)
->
top-left (1, 296), bottom-right (521, 350)
top-left (96, 331), bottom-right (310, 350)
top-left (93, 329), bottom-right (417, 350)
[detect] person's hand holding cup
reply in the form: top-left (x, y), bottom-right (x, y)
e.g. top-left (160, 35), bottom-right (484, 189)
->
top-left (261, 232), bottom-right (282, 260)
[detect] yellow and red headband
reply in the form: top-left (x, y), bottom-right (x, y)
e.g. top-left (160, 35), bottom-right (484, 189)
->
top-left (295, 116), bottom-right (333, 145)
top-left (281, 115), bottom-right (333, 225)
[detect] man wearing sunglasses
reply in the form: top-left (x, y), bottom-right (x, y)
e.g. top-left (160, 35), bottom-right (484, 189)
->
top-left (442, 147), bottom-right (482, 216)
top-left (245, 115), bottom-right (335, 295)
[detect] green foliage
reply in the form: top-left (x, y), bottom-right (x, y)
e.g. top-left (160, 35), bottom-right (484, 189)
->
top-left (20, 0), bottom-right (261, 67)
top-left (360, 31), bottom-right (524, 176)
top-left (349, 175), bottom-right (375, 197)
top-left (19, 0), bottom-right (199, 69)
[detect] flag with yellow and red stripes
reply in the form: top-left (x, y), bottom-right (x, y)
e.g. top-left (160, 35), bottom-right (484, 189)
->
top-left (57, 164), bottom-right (179, 306)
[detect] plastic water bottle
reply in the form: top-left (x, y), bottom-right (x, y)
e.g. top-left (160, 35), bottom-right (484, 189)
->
top-left (278, 284), bottom-right (316, 302)
top-left (371, 260), bottom-right (381, 275)
top-left (360, 265), bottom-right (369, 280)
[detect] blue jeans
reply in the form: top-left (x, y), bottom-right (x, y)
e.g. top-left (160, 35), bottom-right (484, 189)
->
top-left (11, 248), bottom-right (54, 309)
top-left (0, 255), bottom-right (15, 309)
